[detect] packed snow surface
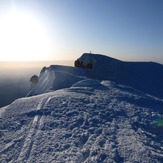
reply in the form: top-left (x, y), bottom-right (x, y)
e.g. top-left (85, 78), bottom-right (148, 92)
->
top-left (1, 53), bottom-right (163, 162)
top-left (1, 79), bottom-right (163, 162)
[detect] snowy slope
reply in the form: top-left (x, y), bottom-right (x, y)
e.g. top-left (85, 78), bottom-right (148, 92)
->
top-left (77, 53), bottom-right (163, 99)
top-left (1, 79), bottom-right (163, 162)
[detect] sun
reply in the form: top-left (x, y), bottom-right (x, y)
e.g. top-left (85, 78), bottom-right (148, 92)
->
top-left (0, 9), bottom-right (51, 61)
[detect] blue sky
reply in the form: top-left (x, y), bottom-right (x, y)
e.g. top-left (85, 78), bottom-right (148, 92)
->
top-left (0, 0), bottom-right (163, 63)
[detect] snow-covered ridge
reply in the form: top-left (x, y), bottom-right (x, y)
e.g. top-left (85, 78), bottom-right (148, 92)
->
top-left (29, 53), bottom-right (163, 98)
top-left (76, 53), bottom-right (163, 98)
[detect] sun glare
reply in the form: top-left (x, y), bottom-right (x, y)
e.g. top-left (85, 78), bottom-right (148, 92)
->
top-left (0, 9), bottom-right (51, 61)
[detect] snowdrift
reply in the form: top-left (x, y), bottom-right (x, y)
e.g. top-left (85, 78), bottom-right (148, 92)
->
top-left (27, 65), bottom-right (87, 96)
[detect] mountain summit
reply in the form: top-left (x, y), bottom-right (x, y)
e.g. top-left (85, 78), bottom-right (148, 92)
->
top-left (75, 53), bottom-right (163, 98)
top-left (0, 53), bottom-right (163, 162)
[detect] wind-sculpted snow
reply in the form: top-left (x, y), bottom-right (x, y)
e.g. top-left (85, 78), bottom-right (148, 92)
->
top-left (1, 80), bottom-right (163, 162)
top-left (27, 65), bottom-right (87, 96)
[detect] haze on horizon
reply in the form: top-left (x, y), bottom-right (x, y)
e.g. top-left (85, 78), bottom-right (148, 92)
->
top-left (0, 60), bottom-right (73, 108)
top-left (0, 0), bottom-right (162, 64)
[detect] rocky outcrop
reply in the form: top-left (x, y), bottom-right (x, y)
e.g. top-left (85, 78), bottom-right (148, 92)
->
top-left (30, 75), bottom-right (39, 90)
top-left (74, 53), bottom-right (96, 70)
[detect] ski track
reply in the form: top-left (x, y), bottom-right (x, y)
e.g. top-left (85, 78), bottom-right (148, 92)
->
top-left (17, 96), bottom-right (51, 162)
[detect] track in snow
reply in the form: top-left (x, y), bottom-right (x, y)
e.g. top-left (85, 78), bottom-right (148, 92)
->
top-left (17, 96), bottom-right (51, 162)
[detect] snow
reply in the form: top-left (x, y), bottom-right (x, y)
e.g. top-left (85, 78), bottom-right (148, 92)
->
top-left (1, 53), bottom-right (163, 162)
top-left (77, 53), bottom-right (163, 99)
top-left (27, 65), bottom-right (87, 96)
top-left (0, 106), bottom-right (7, 118)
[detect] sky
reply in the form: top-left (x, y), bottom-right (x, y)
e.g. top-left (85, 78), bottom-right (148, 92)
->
top-left (0, 0), bottom-right (163, 63)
